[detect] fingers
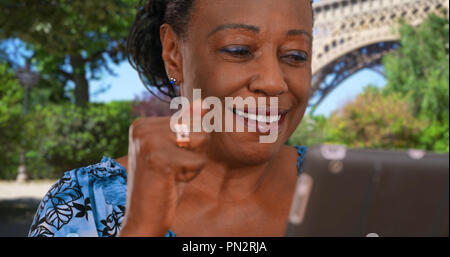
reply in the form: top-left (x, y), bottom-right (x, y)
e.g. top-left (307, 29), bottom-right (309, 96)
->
top-left (175, 98), bottom-right (210, 131)
top-left (169, 129), bottom-right (209, 150)
top-left (171, 98), bottom-right (211, 151)
top-left (143, 142), bottom-right (206, 183)
top-left (169, 147), bottom-right (206, 173)
top-left (123, 102), bottom-right (212, 235)
top-left (133, 117), bottom-right (209, 151)
top-left (129, 98), bottom-right (212, 183)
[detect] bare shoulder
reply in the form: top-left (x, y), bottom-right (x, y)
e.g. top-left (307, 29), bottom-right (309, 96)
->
top-left (115, 155), bottom-right (128, 173)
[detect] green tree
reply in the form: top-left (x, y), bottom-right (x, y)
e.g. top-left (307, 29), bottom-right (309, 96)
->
top-left (325, 85), bottom-right (425, 150)
top-left (288, 114), bottom-right (328, 147)
top-left (0, 62), bottom-right (24, 179)
top-left (383, 13), bottom-right (449, 152)
top-left (26, 101), bottom-right (136, 179)
top-left (0, 0), bottom-right (138, 107)
top-left (0, 39), bottom-right (70, 106)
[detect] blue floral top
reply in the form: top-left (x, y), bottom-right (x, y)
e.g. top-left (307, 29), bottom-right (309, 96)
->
top-left (28, 146), bottom-right (307, 237)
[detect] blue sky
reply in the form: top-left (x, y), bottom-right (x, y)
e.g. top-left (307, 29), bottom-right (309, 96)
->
top-left (89, 61), bottom-right (387, 117)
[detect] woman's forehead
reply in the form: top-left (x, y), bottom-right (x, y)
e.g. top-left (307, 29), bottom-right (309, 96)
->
top-left (190, 0), bottom-right (313, 36)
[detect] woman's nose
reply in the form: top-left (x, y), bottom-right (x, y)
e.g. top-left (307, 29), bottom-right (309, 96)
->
top-left (248, 55), bottom-right (288, 96)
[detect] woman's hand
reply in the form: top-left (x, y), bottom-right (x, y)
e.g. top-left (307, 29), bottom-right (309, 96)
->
top-left (119, 101), bottom-right (209, 236)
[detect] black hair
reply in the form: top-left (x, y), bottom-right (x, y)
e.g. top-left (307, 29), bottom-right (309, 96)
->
top-left (127, 0), bottom-right (195, 100)
top-left (127, 0), bottom-right (313, 100)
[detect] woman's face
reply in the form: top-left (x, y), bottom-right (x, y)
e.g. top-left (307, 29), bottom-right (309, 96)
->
top-left (175, 0), bottom-right (312, 166)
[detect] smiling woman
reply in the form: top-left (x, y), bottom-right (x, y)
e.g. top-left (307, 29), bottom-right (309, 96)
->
top-left (28, 0), bottom-right (313, 237)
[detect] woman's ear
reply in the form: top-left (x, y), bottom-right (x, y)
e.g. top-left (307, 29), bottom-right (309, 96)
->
top-left (160, 24), bottom-right (183, 85)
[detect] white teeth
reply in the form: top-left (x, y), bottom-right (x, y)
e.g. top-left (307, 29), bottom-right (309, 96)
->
top-left (270, 115), bottom-right (282, 123)
top-left (248, 113), bottom-right (258, 121)
top-left (236, 110), bottom-right (245, 117)
top-left (233, 109), bottom-right (281, 123)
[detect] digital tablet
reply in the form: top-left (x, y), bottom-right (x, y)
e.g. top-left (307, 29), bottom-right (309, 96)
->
top-left (285, 144), bottom-right (449, 237)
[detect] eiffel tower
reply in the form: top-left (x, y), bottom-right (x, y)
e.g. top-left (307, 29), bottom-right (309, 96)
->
top-left (310, 0), bottom-right (449, 109)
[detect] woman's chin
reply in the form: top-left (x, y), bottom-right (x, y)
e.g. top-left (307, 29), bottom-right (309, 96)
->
top-left (210, 131), bottom-right (285, 167)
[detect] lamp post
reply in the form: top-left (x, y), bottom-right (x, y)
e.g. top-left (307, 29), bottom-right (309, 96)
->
top-left (16, 62), bottom-right (39, 183)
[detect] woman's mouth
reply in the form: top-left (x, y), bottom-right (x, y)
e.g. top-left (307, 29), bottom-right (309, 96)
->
top-left (229, 107), bottom-right (288, 134)
top-left (233, 109), bottom-right (282, 123)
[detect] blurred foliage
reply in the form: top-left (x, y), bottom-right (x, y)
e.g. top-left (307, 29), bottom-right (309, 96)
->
top-left (383, 13), bottom-right (449, 122)
top-left (324, 86), bottom-right (425, 150)
top-left (0, 0), bottom-right (139, 106)
top-left (287, 114), bottom-right (327, 147)
top-left (382, 13), bottom-right (449, 152)
top-left (0, 39), bottom-right (71, 106)
top-left (0, 62), bottom-right (24, 179)
top-left (0, 98), bottom-right (137, 179)
top-left (0, 84), bottom-right (179, 179)
top-left (289, 13), bottom-right (449, 153)
top-left (22, 101), bottom-right (137, 179)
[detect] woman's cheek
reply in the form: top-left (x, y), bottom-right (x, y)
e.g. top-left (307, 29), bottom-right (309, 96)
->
top-left (290, 72), bottom-right (311, 103)
top-left (201, 65), bottom-right (252, 98)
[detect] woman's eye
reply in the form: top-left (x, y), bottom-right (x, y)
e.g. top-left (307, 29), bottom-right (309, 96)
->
top-left (219, 46), bottom-right (253, 58)
top-left (282, 51), bottom-right (308, 63)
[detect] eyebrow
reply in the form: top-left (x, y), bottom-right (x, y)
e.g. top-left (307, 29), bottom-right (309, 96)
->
top-left (287, 29), bottom-right (313, 41)
top-left (207, 23), bottom-right (313, 41)
top-left (207, 23), bottom-right (260, 38)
